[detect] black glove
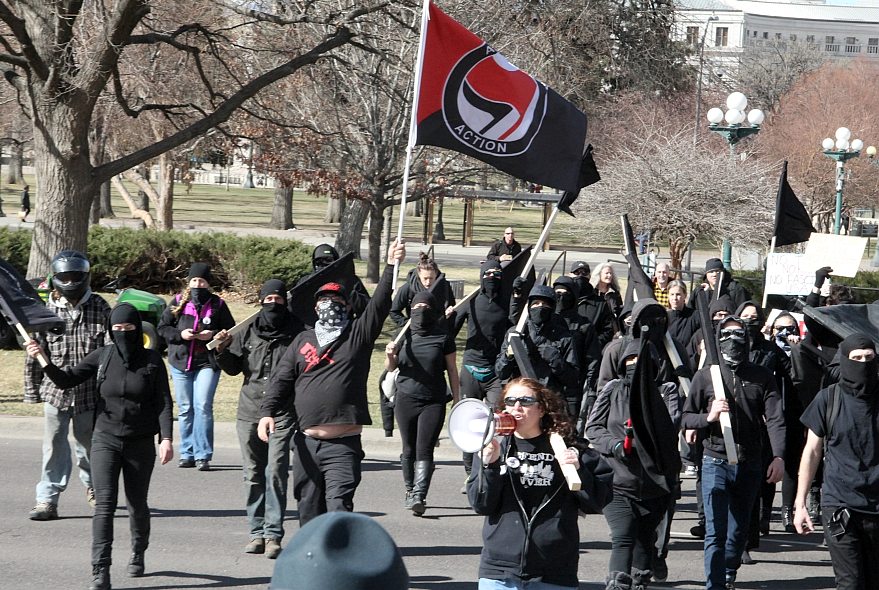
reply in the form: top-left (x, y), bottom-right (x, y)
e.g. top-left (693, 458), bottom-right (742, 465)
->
top-left (512, 276), bottom-right (527, 295)
top-left (814, 266), bottom-right (833, 289)
top-left (538, 343), bottom-right (563, 370)
top-left (673, 364), bottom-right (693, 380)
top-left (612, 441), bottom-right (627, 463)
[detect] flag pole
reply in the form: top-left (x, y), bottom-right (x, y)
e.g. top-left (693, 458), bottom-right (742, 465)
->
top-left (392, 0), bottom-right (431, 293)
top-left (514, 205), bottom-right (562, 333)
top-left (761, 235), bottom-right (776, 309)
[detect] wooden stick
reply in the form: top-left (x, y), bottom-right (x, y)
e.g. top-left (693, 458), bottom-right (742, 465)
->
top-left (549, 432), bottom-right (581, 491)
top-left (762, 236), bottom-right (776, 309)
top-left (390, 286), bottom-right (480, 346)
top-left (17, 324), bottom-right (47, 367)
top-left (709, 364), bottom-right (738, 464)
top-left (514, 206), bottom-right (562, 334)
top-left (206, 309), bottom-right (261, 351)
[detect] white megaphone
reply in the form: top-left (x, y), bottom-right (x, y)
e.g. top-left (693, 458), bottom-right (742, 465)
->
top-left (447, 398), bottom-right (517, 453)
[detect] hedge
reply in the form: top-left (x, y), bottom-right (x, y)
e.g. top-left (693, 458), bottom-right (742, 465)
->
top-left (0, 226), bottom-right (314, 294)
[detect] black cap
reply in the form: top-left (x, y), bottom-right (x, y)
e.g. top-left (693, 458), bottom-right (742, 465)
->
top-left (259, 279), bottom-right (287, 302)
top-left (315, 282), bottom-right (347, 300)
top-left (528, 284), bottom-right (557, 305)
top-left (705, 258), bottom-right (724, 273)
top-left (187, 262), bottom-right (212, 281)
top-left (570, 261), bottom-right (590, 274)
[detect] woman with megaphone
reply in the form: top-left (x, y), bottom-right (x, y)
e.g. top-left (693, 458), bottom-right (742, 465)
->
top-left (466, 377), bottom-right (612, 590)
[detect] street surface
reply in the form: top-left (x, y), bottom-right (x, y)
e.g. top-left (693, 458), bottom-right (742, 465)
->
top-left (0, 416), bottom-right (835, 590)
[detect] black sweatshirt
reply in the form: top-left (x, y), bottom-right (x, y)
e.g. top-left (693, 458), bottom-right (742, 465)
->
top-left (260, 265), bottom-right (394, 429)
top-left (43, 347), bottom-right (173, 440)
top-left (452, 291), bottom-right (510, 368)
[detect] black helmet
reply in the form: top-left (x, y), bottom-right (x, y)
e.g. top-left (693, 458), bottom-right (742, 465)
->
top-left (50, 250), bottom-right (91, 300)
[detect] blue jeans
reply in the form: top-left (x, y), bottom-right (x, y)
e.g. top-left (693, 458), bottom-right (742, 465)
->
top-left (170, 365), bottom-right (220, 461)
top-left (236, 418), bottom-right (293, 540)
top-left (478, 578), bottom-right (577, 590)
top-left (36, 403), bottom-right (94, 505)
top-left (701, 454), bottom-right (762, 589)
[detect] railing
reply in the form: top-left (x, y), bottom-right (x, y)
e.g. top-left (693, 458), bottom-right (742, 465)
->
top-left (825, 44), bottom-right (840, 52)
top-left (845, 44), bottom-right (862, 53)
top-left (869, 45), bottom-right (879, 54)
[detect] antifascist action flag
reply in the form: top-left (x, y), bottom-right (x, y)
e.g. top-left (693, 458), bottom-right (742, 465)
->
top-left (414, 2), bottom-right (599, 194)
top-left (773, 161), bottom-right (815, 247)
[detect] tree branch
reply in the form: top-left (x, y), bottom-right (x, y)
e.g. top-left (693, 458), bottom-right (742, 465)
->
top-left (0, 2), bottom-right (48, 78)
top-left (111, 175), bottom-right (155, 228)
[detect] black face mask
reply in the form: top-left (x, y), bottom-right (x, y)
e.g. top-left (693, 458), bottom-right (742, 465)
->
top-left (719, 336), bottom-right (748, 368)
top-left (411, 307), bottom-right (437, 334)
top-left (624, 362), bottom-right (637, 382)
top-left (190, 287), bottom-right (211, 305)
top-left (113, 330), bottom-right (141, 366)
top-left (261, 302), bottom-right (288, 327)
top-left (742, 318), bottom-right (762, 343)
top-left (556, 292), bottom-right (575, 312)
top-left (840, 357), bottom-right (879, 399)
top-left (482, 276), bottom-right (500, 298)
top-left (573, 276), bottom-right (591, 296)
top-left (529, 306), bottom-right (552, 326)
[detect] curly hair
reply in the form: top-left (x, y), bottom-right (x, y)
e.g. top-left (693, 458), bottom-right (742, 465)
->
top-left (171, 286), bottom-right (193, 318)
top-left (496, 377), bottom-right (575, 444)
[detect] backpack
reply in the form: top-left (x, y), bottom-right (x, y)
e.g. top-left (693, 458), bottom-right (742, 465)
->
top-left (823, 384), bottom-right (843, 442)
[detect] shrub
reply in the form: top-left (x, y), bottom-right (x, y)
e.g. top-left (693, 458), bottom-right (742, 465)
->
top-left (0, 227), bottom-right (32, 275)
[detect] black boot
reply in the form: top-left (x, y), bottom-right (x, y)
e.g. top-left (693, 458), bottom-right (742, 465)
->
top-left (781, 505), bottom-right (795, 533)
top-left (605, 571), bottom-right (633, 590)
top-left (631, 567), bottom-right (652, 590)
top-left (401, 455), bottom-right (415, 509)
top-left (128, 551), bottom-right (145, 577)
top-left (411, 460), bottom-right (435, 517)
top-left (89, 565), bottom-right (111, 590)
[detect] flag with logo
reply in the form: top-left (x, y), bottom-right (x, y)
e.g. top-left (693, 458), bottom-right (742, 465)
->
top-left (414, 2), bottom-right (599, 194)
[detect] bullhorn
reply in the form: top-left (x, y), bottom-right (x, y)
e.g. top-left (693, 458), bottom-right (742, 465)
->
top-left (447, 398), bottom-right (517, 453)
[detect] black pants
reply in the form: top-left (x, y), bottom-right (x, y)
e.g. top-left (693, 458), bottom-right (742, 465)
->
top-left (91, 431), bottom-right (156, 566)
top-left (291, 432), bottom-right (363, 527)
top-left (460, 369), bottom-right (501, 474)
top-left (395, 395), bottom-right (446, 462)
top-left (823, 510), bottom-right (879, 590)
top-left (603, 492), bottom-right (667, 576)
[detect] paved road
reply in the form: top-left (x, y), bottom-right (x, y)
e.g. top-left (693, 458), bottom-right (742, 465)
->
top-left (0, 416), bottom-right (835, 590)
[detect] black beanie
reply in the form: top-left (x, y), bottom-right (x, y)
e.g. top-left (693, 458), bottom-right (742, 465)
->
top-left (705, 258), bottom-right (725, 273)
top-left (259, 279), bottom-right (287, 302)
top-left (840, 333), bottom-right (876, 357)
top-left (187, 262), bottom-right (212, 282)
top-left (411, 290), bottom-right (438, 310)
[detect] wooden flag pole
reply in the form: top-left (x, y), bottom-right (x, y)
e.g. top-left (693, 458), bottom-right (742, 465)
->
top-left (514, 205), bottom-right (562, 333)
top-left (762, 236), bottom-right (776, 309)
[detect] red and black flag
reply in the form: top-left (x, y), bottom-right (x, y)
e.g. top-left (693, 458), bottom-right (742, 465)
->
top-left (773, 161), bottom-right (815, 247)
top-left (414, 2), bottom-right (599, 194)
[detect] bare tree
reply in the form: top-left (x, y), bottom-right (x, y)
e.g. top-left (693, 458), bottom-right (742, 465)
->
top-left (735, 39), bottom-right (825, 112)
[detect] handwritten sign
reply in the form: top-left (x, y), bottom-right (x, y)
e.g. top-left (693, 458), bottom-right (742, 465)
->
top-left (765, 253), bottom-right (814, 296)
top-left (803, 233), bottom-right (867, 278)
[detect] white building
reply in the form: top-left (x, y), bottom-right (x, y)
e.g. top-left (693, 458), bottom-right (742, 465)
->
top-left (675, 0), bottom-right (879, 77)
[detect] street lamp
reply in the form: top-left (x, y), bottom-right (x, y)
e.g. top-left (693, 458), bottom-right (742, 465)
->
top-left (822, 127), bottom-right (862, 235)
top-left (706, 92), bottom-right (764, 266)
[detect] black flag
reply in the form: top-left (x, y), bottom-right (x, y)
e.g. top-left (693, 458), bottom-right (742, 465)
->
top-left (0, 258), bottom-right (66, 335)
top-left (287, 253), bottom-right (366, 328)
top-left (773, 161), bottom-right (815, 247)
top-left (621, 214), bottom-right (654, 307)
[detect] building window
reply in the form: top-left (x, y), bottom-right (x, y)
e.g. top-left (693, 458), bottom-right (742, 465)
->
top-left (715, 27), bottom-right (728, 47)
top-left (753, 30), bottom-right (758, 37)
top-left (775, 32), bottom-right (782, 40)
top-left (686, 26), bottom-right (700, 46)
top-left (826, 35), bottom-right (839, 52)
top-left (846, 37), bottom-right (856, 45)
top-left (762, 31), bottom-right (768, 39)
top-left (869, 38), bottom-right (879, 54)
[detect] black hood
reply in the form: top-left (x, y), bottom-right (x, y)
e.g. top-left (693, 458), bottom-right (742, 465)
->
top-left (734, 299), bottom-right (765, 326)
top-left (108, 303), bottom-right (143, 344)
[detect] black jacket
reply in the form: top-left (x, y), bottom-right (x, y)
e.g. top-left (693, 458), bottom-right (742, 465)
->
top-left (452, 291), bottom-right (510, 368)
top-left (389, 269), bottom-right (456, 328)
top-left (668, 306), bottom-right (700, 350)
top-left (576, 286), bottom-right (616, 350)
top-left (467, 434), bottom-right (610, 587)
top-left (486, 238), bottom-right (522, 261)
top-left (158, 293), bottom-right (235, 372)
top-left (43, 346), bottom-right (172, 440)
top-left (217, 314), bottom-right (300, 423)
top-left (790, 336), bottom-right (839, 409)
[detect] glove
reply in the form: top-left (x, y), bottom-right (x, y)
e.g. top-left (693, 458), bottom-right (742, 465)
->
top-left (612, 441), bottom-right (628, 463)
top-left (538, 344), bottom-right (563, 370)
top-left (814, 266), bottom-right (833, 288)
top-left (512, 276), bottom-right (527, 294)
top-left (673, 364), bottom-right (693, 380)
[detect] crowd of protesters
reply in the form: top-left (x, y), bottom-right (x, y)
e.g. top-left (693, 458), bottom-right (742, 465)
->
top-left (19, 232), bottom-right (878, 590)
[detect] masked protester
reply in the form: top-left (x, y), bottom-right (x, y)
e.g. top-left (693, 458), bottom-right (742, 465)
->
top-left (214, 279), bottom-right (301, 559)
top-left (681, 316), bottom-right (786, 590)
top-left (292, 244), bottom-right (371, 318)
top-left (385, 291), bottom-right (460, 516)
top-left (26, 304), bottom-right (173, 590)
top-left (553, 276), bottom-right (601, 418)
top-left (390, 253), bottom-right (456, 328)
top-left (496, 285), bottom-right (580, 415)
top-left (688, 258), bottom-right (751, 310)
top-left (587, 338), bottom-right (681, 589)
top-left (450, 260), bottom-right (511, 484)
top-left (795, 333), bottom-right (879, 588)
top-left (158, 263), bottom-right (235, 472)
top-left (25, 250), bottom-right (112, 522)
top-left (259, 240), bottom-right (406, 526)
top-left (570, 261), bottom-right (616, 349)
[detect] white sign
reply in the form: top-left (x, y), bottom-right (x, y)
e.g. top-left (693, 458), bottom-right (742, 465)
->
top-left (803, 233), bottom-right (868, 278)
top-left (765, 253), bottom-right (814, 296)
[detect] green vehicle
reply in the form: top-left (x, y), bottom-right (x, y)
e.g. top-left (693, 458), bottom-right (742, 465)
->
top-left (106, 278), bottom-right (168, 351)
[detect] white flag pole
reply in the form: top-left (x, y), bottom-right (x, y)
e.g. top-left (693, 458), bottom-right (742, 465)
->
top-left (762, 235), bottom-right (776, 309)
top-left (392, 0), bottom-right (431, 293)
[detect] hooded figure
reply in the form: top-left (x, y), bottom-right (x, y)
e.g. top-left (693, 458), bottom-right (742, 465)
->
top-left (838, 333), bottom-right (879, 400)
top-left (109, 303), bottom-right (144, 367)
top-left (291, 245), bottom-right (370, 321)
top-left (688, 258), bottom-right (751, 310)
top-left (554, 275), bottom-right (602, 414)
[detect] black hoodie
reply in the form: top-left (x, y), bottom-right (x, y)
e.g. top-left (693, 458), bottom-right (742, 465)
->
top-left (452, 262), bottom-right (510, 368)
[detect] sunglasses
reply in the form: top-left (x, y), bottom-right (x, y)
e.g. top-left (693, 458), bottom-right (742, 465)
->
top-left (504, 396), bottom-right (538, 407)
top-left (719, 327), bottom-right (746, 340)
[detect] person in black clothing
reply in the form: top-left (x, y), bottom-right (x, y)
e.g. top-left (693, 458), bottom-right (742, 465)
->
top-left (258, 240), bottom-right (406, 526)
top-left (19, 184), bottom-right (30, 221)
top-left (27, 304), bottom-right (173, 590)
top-left (385, 291), bottom-right (460, 516)
top-left (570, 261), bottom-right (616, 349)
top-left (553, 275), bottom-right (601, 415)
top-left (214, 279), bottom-right (301, 559)
top-left (496, 285), bottom-right (580, 415)
top-left (295, 243), bottom-right (370, 317)
top-left (587, 338), bottom-right (681, 590)
top-left (468, 377), bottom-right (611, 589)
top-left (667, 280), bottom-right (700, 348)
top-left (486, 226), bottom-right (521, 262)
top-left (389, 253), bottom-right (456, 327)
top-left (807, 266), bottom-right (856, 309)
top-left (688, 258), bottom-right (751, 310)
top-left (795, 333), bottom-right (879, 589)
top-left (681, 316), bottom-right (785, 590)
top-left (451, 259), bottom-right (511, 482)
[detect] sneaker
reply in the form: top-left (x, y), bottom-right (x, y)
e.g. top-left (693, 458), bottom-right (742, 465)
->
top-left (245, 538), bottom-right (265, 554)
top-left (725, 584), bottom-right (736, 590)
top-left (29, 502), bottom-right (59, 521)
top-left (265, 538), bottom-right (282, 559)
top-left (86, 487), bottom-right (96, 508)
top-left (741, 550), bottom-right (755, 565)
top-left (178, 458), bottom-right (195, 468)
top-left (690, 522), bottom-right (705, 539)
top-left (196, 460), bottom-right (210, 471)
top-left (684, 465), bottom-right (698, 476)
top-left (89, 565), bottom-right (111, 590)
top-left (127, 552), bottom-right (145, 577)
top-left (460, 476), bottom-right (469, 494)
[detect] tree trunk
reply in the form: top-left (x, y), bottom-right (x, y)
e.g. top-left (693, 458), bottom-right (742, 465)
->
top-left (137, 165), bottom-right (150, 212)
top-left (6, 142), bottom-right (24, 185)
top-left (325, 196), bottom-right (342, 223)
top-left (271, 185), bottom-right (294, 229)
top-left (89, 191), bottom-right (101, 225)
top-left (99, 181), bottom-right (114, 218)
top-left (335, 199), bottom-right (368, 260)
top-left (155, 154), bottom-right (174, 230)
top-left (366, 202), bottom-right (385, 282)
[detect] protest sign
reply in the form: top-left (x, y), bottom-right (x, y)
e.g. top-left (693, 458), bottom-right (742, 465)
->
top-left (764, 253), bottom-right (814, 296)
top-left (803, 233), bottom-right (867, 278)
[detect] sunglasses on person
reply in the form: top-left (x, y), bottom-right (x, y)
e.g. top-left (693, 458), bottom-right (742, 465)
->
top-left (503, 396), bottom-right (538, 407)
top-left (719, 327), bottom-right (746, 341)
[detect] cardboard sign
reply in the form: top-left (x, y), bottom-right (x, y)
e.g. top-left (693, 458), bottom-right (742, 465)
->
top-left (764, 253), bottom-right (814, 296)
top-left (803, 233), bottom-right (868, 278)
